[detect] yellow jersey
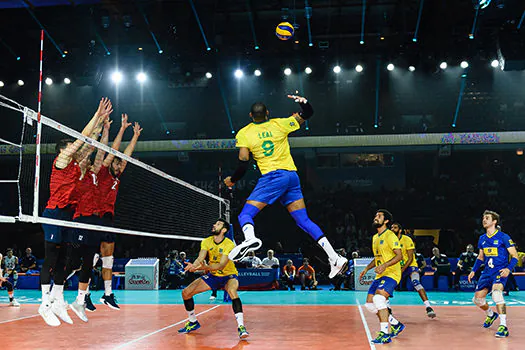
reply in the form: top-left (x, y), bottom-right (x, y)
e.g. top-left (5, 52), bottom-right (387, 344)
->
top-left (372, 229), bottom-right (402, 283)
top-left (399, 235), bottom-right (418, 269)
top-left (200, 236), bottom-right (238, 277)
top-left (235, 116), bottom-right (300, 175)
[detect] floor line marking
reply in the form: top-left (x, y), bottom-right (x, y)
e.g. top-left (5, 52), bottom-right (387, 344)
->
top-left (0, 314), bottom-right (40, 324)
top-left (356, 299), bottom-right (377, 350)
top-left (113, 304), bottom-right (221, 349)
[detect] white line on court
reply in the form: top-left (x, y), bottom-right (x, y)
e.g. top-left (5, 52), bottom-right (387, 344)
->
top-left (113, 304), bottom-right (221, 349)
top-left (0, 314), bottom-right (40, 324)
top-left (356, 299), bottom-right (377, 350)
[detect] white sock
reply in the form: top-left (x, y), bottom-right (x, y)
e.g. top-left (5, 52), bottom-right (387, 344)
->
top-left (235, 312), bottom-right (244, 327)
top-left (317, 237), bottom-right (338, 261)
top-left (52, 285), bottom-right (64, 302)
top-left (41, 284), bottom-right (51, 303)
top-left (500, 314), bottom-right (507, 327)
top-left (242, 224), bottom-right (256, 241)
top-left (86, 284), bottom-right (90, 294)
top-left (77, 289), bottom-right (87, 304)
top-left (188, 310), bottom-right (197, 323)
top-left (424, 300), bottom-right (431, 308)
top-left (380, 322), bottom-right (389, 334)
top-left (485, 308), bottom-right (494, 317)
top-left (104, 280), bottom-right (112, 296)
top-left (389, 314), bottom-right (399, 326)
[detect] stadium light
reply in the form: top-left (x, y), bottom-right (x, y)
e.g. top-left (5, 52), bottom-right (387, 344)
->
top-left (234, 69), bottom-right (244, 79)
top-left (111, 71), bottom-right (123, 84)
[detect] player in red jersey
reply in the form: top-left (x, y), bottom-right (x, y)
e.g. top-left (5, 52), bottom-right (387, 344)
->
top-left (68, 119), bottom-right (113, 321)
top-left (88, 117), bottom-right (142, 310)
top-left (39, 98), bottom-right (112, 327)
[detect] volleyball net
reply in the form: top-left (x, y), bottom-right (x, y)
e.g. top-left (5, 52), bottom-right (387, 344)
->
top-left (0, 94), bottom-right (229, 241)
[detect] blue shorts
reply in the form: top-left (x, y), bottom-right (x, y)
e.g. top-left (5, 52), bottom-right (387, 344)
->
top-left (42, 207), bottom-right (74, 243)
top-left (70, 215), bottom-right (104, 247)
top-left (402, 266), bottom-right (419, 278)
top-left (201, 273), bottom-right (238, 291)
top-left (247, 170), bottom-right (303, 206)
top-left (475, 271), bottom-right (508, 291)
top-left (368, 276), bottom-right (398, 297)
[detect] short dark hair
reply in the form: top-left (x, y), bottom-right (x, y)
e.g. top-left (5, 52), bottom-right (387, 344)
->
top-left (392, 222), bottom-right (403, 231)
top-left (303, 258), bottom-right (309, 264)
top-left (377, 209), bottom-right (393, 227)
top-left (483, 210), bottom-right (500, 225)
top-left (217, 218), bottom-right (230, 233)
top-left (250, 102), bottom-right (268, 121)
top-left (55, 138), bottom-right (74, 155)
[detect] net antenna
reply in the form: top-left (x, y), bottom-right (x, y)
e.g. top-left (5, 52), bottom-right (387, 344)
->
top-left (0, 93), bottom-right (229, 242)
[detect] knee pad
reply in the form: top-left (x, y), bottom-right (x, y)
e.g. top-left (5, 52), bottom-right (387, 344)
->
top-left (238, 204), bottom-right (260, 227)
top-left (365, 302), bottom-right (378, 314)
top-left (101, 256), bottom-right (114, 269)
top-left (411, 273), bottom-right (423, 291)
top-left (472, 296), bottom-right (487, 307)
top-left (373, 294), bottom-right (388, 310)
top-left (492, 290), bottom-right (505, 305)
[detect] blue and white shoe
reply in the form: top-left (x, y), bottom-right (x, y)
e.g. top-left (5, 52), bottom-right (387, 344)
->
top-left (238, 325), bottom-right (250, 339)
top-left (178, 321), bottom-right (201, 334)
top-left (495, 325), bottom-right (509, 338)
top-left (228, 238), bottom-right (262, 261)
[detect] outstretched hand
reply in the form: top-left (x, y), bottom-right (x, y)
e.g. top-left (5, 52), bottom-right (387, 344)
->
top-left (133, 122), bottom-right (143, 136)
top-left (224, 176), bottom-right (234, 188)
top-left (121, 114), bottom-right (132, 130)
top-left (287, 94), bottom-right (307, 104)
top-left (96, 97), bottom-right (113, 118)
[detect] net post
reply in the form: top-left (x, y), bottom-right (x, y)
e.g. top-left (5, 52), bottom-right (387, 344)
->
top-left (32, 30), bottom-right (44, 221)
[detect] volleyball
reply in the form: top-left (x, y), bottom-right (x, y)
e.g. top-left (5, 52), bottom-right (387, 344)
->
top-left (275, 22), bottom-right (295, 41)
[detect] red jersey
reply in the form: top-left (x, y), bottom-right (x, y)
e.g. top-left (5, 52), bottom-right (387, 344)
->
top-left (73, 170), bottom-right (100, 219)
top-left (97, 165), bottom-right (120, 216)
top-left (46, 157), bottom-right (81, 210)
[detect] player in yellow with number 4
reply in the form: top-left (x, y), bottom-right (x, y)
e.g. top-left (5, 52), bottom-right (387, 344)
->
top-left (224, 95), bottom-right (347, 279)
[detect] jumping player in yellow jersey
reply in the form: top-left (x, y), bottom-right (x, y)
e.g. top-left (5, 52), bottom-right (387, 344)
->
top-left (178, 219), bottom-right (249, 340)
top-left (224, 95), bottom-right (347, 279)
top-left (391, 223), bottom-right (436, 318)
top-left (359, 210), bottom-right (404, 344)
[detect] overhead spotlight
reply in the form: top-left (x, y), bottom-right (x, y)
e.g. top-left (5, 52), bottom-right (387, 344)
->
top-left (16, 56), bottom-right (21, 61)
top-left (355, 65), bottom-right (363, 73)
top-left (254, 69), bottom-right (262, 77)
top-left (205, 72), bottom-right (213, 79)
top-left (469, 34), bottom-right (474, 40)
top-left (136, 72), bottom-right (147, 83)
top-left (360, 40), bottom-right (364, 45)
top-left (387, 63), bottom-right (394, 71)
top-left (138, 47), bottom-right (143, 51)
top-left (166, 130), bottom-right (170, 135)
top-left (452, 123), bottom-right (456, 128)
top-left (295, 40), bottom-right (299, 44)
top-left (234, 69), bottom-right (244, 79)
top-left (62, 54), bottom-right (66, 58)
top-left (439, 62), bottom-right (448, 69)
top-left (284, 68), bottom-right (292, 76)
top-left (460, 61), bottom-right (469, 69)
top-left (206, 47), bottom-right (211, 51)
top-left (491, 59), bottom-right (499, 68)
top-left (308, 43), bottom-right (313, 47)
top-left (231, 130), bottom-right (236, 134)
top-left (64, 78), bottom-right (71, 85)
top-left (374, 124), bottom-right (378, 128)
top-left (412, 38), bottom-right (418, 42)
top-left (333, 66), bottom-right (341, 74)
top-left (409, 66), bottom-right (416, 72)
top-left (111, 71), bottom-right (123, 84)
top-left (158, 49), bottom-right (163, 54)
top-left (0, 81), bottom-right (4, 87)
top-left (304, 67), bottom-right (312, 74)
top-left (254, 45), bottom-right (260, 50)
top-left (17, 80), bottom-right (24, 86)
top-left (45, 78), bottom-right (53, 86)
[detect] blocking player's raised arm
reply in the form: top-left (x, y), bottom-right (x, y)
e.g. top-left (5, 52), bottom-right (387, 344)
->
top-left (92, 120), bottom-right (111, 174)
top-left (104, 113), bottom-right (132, 167)
top-left (119, 122), bottom-right (142, 173)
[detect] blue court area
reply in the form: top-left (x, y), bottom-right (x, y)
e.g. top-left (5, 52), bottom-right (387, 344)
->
top-left (4, 289), bottom-right (525, 306)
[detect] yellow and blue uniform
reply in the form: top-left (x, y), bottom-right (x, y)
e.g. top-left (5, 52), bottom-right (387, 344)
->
top-left (476, 230), bottom-right (515, 291)
top-left (399, 235), bottom-right (418, 277)
top-left (368, 229), bottom-right (402, 296)
top-left (236, 116), bottom-right (303, 205)
top-left (200, 236), bottom-right (238, 290)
